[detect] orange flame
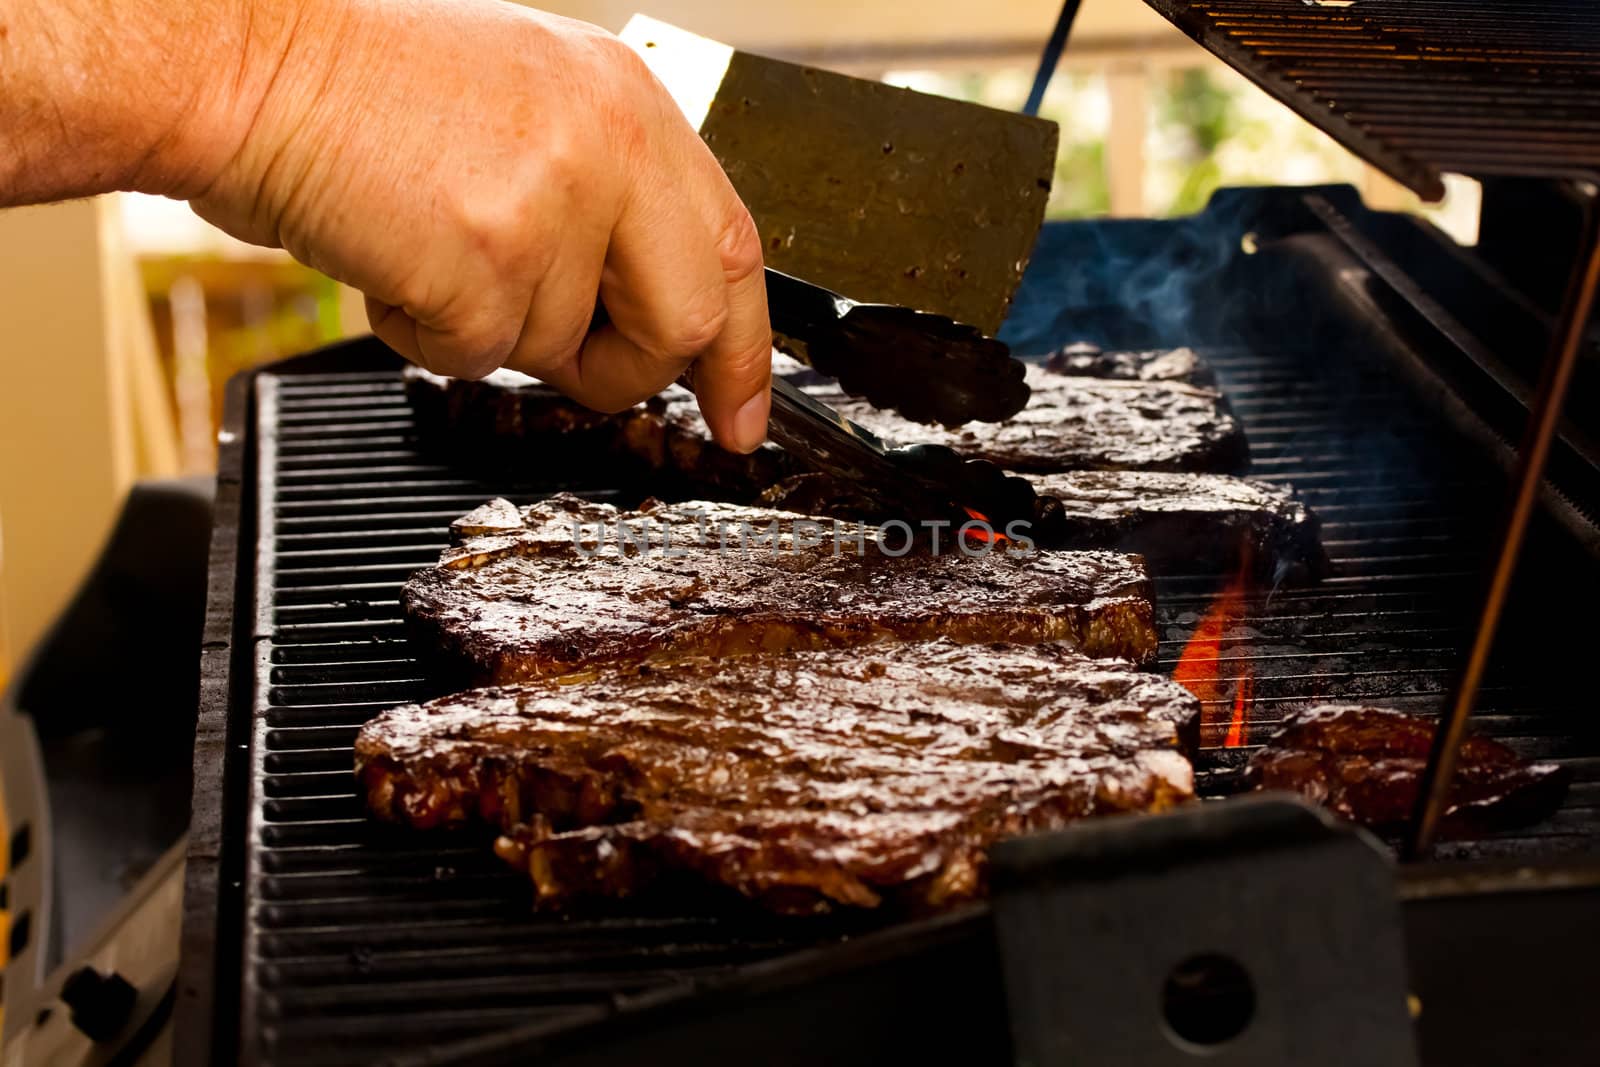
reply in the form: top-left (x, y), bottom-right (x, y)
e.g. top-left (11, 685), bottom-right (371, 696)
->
top-left (960, 507), bottom-right (1006, 545)
top-left (1173, 549), bottom-right (1256, 748)
top-left (1226, 666), bottom-right (1252, 748)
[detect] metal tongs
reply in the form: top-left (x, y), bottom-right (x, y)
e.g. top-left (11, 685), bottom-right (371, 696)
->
top-left (759, 269), bottom-right (1038, 527)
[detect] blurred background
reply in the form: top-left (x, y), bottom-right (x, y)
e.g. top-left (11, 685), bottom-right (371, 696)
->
top-left (0, 0), bottom-right (1480, 688)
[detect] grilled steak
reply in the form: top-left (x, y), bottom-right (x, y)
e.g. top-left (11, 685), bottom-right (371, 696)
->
top-left (611, 384), bottom-right (797, 497)
top-left (1027, 470), bottom-right (1325, 576)
top-left (1243, 705), bottom-right (1569, 838)
top-left (404, 358), bottom-right (805, 494)
top-left (760, 470), bottom-right (1324, 577)
top-left (812, 364), bottom-right (1248, 472)
top-left (405, 365), bottom-right (617, 436)
top-left (1043, 342), bottom-right (1217, 387)
top-left (356, 640), bottom-right (1198, 913)
top-left (407, 354), bottom-right (1245, 490)
top-left (403, 494), bottom-right (1159, 684)
top-left (404, 365), bottom-right (632, 479)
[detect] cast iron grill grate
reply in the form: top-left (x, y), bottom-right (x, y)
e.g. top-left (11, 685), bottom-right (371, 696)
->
top-left (1142, 0), bottom-right (1600, 199)
top-left (228, 337), bottom-right (1600, 1062)
top-left (236, 347), bottom-right (1600, 1062)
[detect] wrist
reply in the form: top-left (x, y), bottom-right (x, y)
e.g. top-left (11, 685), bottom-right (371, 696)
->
top-left (139, 0), bottom-right (320, 201)
top-left (0, 0), bottom-right (301, 204)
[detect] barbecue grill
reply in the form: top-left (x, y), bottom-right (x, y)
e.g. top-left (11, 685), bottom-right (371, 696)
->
top-left (10, 2), bottom-right (1595, 1065)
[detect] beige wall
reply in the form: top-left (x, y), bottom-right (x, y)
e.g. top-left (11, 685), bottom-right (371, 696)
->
top-left (0, 198), bottom-right (174, 669)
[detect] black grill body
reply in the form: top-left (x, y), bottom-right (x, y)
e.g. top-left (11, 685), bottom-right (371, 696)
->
top-left (180, 187), bottom-right (1600, 1066)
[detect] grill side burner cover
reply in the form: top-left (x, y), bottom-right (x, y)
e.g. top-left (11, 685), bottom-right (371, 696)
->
top-left (991, 795), bottom-right (1417, 1065)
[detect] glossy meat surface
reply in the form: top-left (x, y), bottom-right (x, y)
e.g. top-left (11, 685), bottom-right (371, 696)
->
top-left (814, 364), bottom-right (1248, 472)
top-left (356, 640), bottom-right (1198, 913)
top-left (760, 470), bottom-right (1325, 577)
top-left (1042, 343), bottom-right (1217, 387)
top-left (1244, 705), bottom-right (1569, 837)
top-left (1028, 470), bottom-right (1325, 576)
top-left (404, 495), bottom-right (1159, 683)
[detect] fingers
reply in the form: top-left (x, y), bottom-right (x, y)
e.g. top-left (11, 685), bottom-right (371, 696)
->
top-left (566, 166), bottom-right (730, 414)
top-left (684, 201), bottom-right (772, 453)
top-left (366, 247), bottom-right (535, 380)
top-left (584, 144), bottom-right (771, 451)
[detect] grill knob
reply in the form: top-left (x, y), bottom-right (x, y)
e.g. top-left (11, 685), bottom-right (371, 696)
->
top-left (59, 966), bottom-right (138, 1042)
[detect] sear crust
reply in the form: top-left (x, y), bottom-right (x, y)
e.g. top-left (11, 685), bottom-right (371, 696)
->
top-left (1026, 470), bottom-right (1325, 577)
top-left (813, 364), bottom-right (1248, 472)
top-left (356, 640), bottom-right (1198, 913)
top-left (1244, 705), bottom-right (1570, 838)
top-left (403, 495), bottom-right (1160, 684)
top-left (1042, 342), bottom-right (1218, 387)
top-left (403, 358), bottom-right (804, 495)
top-left (760, 469), bottom-right (1326, 578)
top-left (611, 384), bottom-right (796, 497)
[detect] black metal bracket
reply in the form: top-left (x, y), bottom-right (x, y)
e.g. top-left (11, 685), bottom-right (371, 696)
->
top-left (991, 795), bottom-right (1418, 1066)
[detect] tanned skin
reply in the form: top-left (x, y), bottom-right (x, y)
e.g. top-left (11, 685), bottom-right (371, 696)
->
top-left (0, 0), bottom-right (772, 452)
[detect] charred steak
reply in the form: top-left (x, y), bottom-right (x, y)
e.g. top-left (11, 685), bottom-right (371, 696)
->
top-left (760, 470), bottom-right (1325, 578)
top-left (407, 353), bottom-right (1246, 490)
top-left (404, 357), bottom-right (805, 494)
top-left (611, 384), bottom-right (796, 497)
top-left (1244, 705), bottom-right (1569, 837)
top-left (356, 640), bottom-right (1199, 913)
top-left (1027, 470), bottom-right (1325, 577)
top-left (1042, 342), bottom-right (1217, 387)
top-left (812, 363), bottom-right (1248, 473)
top-left (405, 364), bottom-right (617, 436)
top-left (402, 494), bottom-right (1159, 683)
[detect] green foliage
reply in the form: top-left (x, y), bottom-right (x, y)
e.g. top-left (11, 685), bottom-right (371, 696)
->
top-left (1049, 139), bottom-right (1110, 219)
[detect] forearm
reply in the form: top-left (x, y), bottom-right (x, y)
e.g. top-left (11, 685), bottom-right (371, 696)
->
top-left (0, 0), bottom-right (299, 205)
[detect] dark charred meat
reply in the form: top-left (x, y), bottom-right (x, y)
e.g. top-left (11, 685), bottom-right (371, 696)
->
top-left (1028, 470), bottom-right (1325, 577)
top-left (1043, 342), bottom-right (1217, 387)
top-left (1243, 705), bottom-right (1570, 838)
top-left (760, 470), bottom-right (1325, 578)
top-left (403, 494), bottom-right (1159, 684)
top-left (403, 365), bottom-right (628, 479)
top-left (356, 640), bottom-right (1198, 913)
top-left (813, 364), bottom-right (1248, 473)
top-left (405, 359), bottom-right (806, 495)
top-left (405, 365), bottom-right (617, 435)
top-left (757, 472), bottom-right (886, 522)
top-left (611, 385), bottom-right (797, 497)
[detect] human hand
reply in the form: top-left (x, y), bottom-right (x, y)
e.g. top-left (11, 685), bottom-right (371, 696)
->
top-left (187, 0), bottom-right (772, 451)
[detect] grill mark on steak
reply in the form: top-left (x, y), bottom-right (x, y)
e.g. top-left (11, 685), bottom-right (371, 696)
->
top-left (809, 364), bottom-right (1248, 472)
top-left (759, 470), bottom-right (1326, 578)
top-left (1243, 705), bottom-right (1570, 838)
top-left (356, 639), bottom-right (1198, 913)
top-left (403, 494), bottom-right (1159, 684)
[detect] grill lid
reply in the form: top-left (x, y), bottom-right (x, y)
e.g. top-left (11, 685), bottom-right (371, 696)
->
top-left (1143, 0), bottom-right (1600, 199)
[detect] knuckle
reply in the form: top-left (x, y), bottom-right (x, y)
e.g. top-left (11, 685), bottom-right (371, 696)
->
top-left (449, 188), bottom-right (525, 265)
top-left (435, 335), bottom-right (514, 380)
top-left (659, 285), bottom-right (730, 360)
top-left (712, 203), bottom-right (764, 283)
top-left (455, 349), bottom-right (513, 381)
top-left (599, 33), bottom-right (655, 87)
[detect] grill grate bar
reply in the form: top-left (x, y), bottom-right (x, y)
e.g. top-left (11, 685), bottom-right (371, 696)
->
top-left (225, 335), bottom-right (1600, 1062)
top-left (1144, 0), bottom-right (1600, 197)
